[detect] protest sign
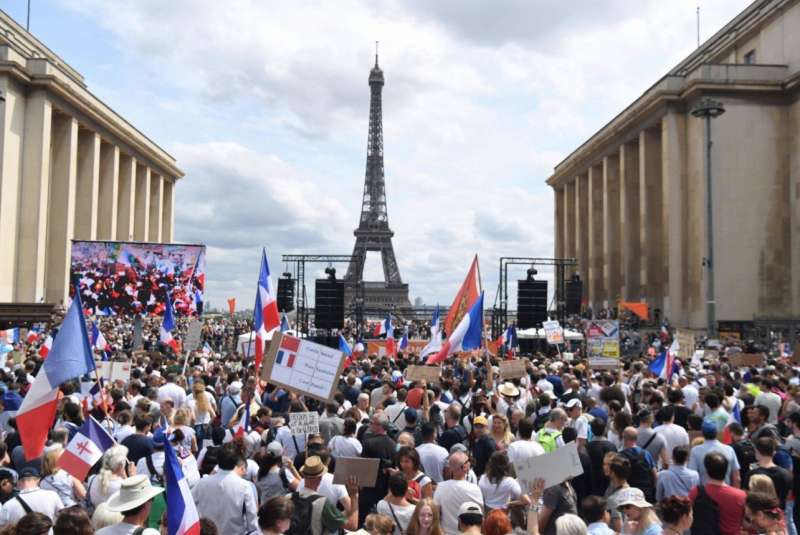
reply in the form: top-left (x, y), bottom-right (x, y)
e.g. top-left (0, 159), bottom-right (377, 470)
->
top-left (542, 320), bottom-right (564, 345)
top-left (585, 320), bottom-right (619, 364)
top-left (184, 319), bottom-right (202, 353)
top-left (728, 353), bottom-right (765, 368)
top-left (405, 365), bottom-right (441, 383)
top-left (289, 412), bottom-right (320, 435)
top-left (500, 359), bottom-right (527, 379)
top-left (333, 457), bottom-right (379, 487)
top-left (96, 361), bottom-right (132, 383)
top-left (676, 329), bottom-right (696, 360)
top-left (261, 333), bottom-right (347, 402)
top-left (513, 441), bottom-right (584, 490)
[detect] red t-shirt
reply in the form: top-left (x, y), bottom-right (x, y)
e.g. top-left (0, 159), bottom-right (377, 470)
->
top-left (406, 388), bottom-right (423, 409)
top-left (689, 483), bottom-right (746, 535)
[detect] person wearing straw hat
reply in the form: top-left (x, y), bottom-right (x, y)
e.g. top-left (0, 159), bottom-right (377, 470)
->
top-left (614, 487), bottom-right (662, 535)
top-left (95, 474), bottom-right (163, 535)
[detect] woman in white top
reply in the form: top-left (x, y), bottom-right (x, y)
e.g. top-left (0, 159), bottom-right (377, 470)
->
top-left (377, 473), bottom-right (417, 535)
top-left (87, 444), bottom-right (130, 508)
top-left (478, 451), bottom-right (529, 511)
top-left (40, 446), bottom-right (86, 507)
top-left (172, 407), bottom-right (198, 455)
top-left (188, 381), bottom-right (216, 447)
top-left (396, 446), bottom-right (432, 502)
top-left (328, 417), bottom-right (363, 458)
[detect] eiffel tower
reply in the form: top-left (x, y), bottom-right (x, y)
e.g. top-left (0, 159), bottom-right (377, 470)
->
top-left (345, 51), bottom-right (411, 313)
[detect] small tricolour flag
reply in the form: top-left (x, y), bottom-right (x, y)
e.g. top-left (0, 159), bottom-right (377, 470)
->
top-left (58, 416), bottom-right (115, 481)
top-left (276, 336), bottom-right (300, 368)
top-left (38, 334), bottom-right (53, 359)
top-left (160, 293), bottom-right (179, 353)
top-left (399, 331), bottom-right (409, 351)
top-left (164, 438), bottom-right (201, 535)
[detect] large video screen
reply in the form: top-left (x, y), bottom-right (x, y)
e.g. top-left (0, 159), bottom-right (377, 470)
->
top-left (70, 241), bottom-right (206, 317)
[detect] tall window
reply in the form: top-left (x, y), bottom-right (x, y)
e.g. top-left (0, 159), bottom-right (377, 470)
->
top-left (744, 49), bottom-right (757, 64)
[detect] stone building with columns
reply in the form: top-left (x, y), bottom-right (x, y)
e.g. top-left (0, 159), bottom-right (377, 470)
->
top-left (548, 0), bottom-right (800, 331)
top-left (0, 11), bottom-right (183, 305)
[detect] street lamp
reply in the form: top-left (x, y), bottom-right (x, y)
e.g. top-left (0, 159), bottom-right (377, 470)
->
top-left (691, 97), bottom-right (725, 338)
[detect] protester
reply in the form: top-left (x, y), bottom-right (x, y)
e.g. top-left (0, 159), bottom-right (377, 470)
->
top-left (405, 498), bottom-right (443, 535)
top-left (96, 475), bottom-right (163, 535)
top-left (688, 452), bottom-right (746, 535)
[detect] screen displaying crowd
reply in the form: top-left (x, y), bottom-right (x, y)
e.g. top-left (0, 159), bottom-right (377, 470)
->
top-left (70, 241), bottom-right (206, 317)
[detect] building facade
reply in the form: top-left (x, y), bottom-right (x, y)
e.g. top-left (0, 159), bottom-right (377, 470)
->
top-left (548, 0), bottom-right (800, 330)
top-left (0, 11), bottom-right (183, 304)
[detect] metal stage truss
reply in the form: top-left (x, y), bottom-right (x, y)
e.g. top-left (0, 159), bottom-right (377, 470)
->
top-left (491, 257), bottom-right (578, 339)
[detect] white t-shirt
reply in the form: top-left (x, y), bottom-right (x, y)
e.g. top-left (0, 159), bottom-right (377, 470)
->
top-left (682, 385), bottom-right (699, 408)
top-left (478, 474), bottom-right (522, 509)
top-left (568, 415), bottom-right (590, 440)
top-left (377, 500), bottom-right (416, 535)
top-left (416, 442), bottom-right (449, 483)
top-left (506, 439), bottom-right (545, 466)
top-left (655, 423), bottom-right (690, 461)
top-left (276, 425), bottom-right (306, 460)
top-left (328, 435), bottom-right (363, 458)
top-left (433, 479), bottom-right (484, 535)
top-left (298, 472), bottom-right (348, 508)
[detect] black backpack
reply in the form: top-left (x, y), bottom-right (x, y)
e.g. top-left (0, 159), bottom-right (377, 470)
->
top-left (691, 484), bottom-right (721, 535)
top-left (734, 439), bottom-right (757, 485)
top-left (286, 491), bottom-right (322, 535)
top-left (621, 448), bottom-right (655, 503)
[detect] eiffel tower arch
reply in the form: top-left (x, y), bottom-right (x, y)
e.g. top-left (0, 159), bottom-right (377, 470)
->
top-left (345, 53), bottom-right (411, 314)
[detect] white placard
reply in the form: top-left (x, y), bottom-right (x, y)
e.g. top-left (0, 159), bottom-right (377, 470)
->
top-left (513, 441), bottom-right (584, 490)
top-left (261, 334), bottom-right (347, 402)
top-left (542, 320), bottom-right (564, 345)
top-left (289, 411), bottom-right (320, 435)
top-left (95, 361), bottom-right (132, 383)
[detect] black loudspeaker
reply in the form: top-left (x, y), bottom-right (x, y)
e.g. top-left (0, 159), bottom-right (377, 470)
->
top-left (314, 279), bottom-right (344, 329)
top-left (565, 279), bottom-right (583, 315)
top-left (517, 280), bottom-right (548, 328)
top-left (277, 277), bottom-right (295, 312)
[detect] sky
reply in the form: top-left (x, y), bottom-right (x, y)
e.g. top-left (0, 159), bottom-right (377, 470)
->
top-left (4, 0), bottom-right (752, 313)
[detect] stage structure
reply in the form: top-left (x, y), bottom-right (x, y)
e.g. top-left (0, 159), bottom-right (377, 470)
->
top-left (491, 257), bottom-right (578, 338)
top-left (344, 51), bottom-right (411, 312)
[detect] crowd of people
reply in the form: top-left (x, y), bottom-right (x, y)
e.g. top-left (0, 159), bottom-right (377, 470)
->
top-left (0, 312), bottom-right (797, 535)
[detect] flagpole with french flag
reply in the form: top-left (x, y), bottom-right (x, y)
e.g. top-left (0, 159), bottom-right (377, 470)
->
top-left (253, 248), bottom-right (281, 374)
top-left (339, 334), bottom-right (353, 368)
top-left (17, 289), bottom-right (97, 460)
top-left (428, 292), bottom-right (485, 365)
top-left (420, 304), bottom-right (442, 360)
top-left (164, 436), bottom-right (201, 535)
top-left (160, 293), bottom-right (179, 353)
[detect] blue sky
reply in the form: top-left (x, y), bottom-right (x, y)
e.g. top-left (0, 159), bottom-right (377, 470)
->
top-left (4, 0), bottom-right (751, 312)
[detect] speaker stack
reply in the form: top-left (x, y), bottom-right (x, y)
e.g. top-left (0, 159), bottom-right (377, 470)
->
top-left (517, 279), bottom-right (548, 328)
top-left (314, 279), bottom-right (345, 329)
top-left (277, 276), bottom-right (295, 313)
top-left (565, 277), bottom-right (583, 315)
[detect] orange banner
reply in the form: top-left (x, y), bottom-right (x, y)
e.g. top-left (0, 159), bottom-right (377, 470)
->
top-left (227, 298), bottom-right (236, 317)
top-left (444, 255), bottom-right (480, 336)
top-left (619, 301), bottom-right (649, 321)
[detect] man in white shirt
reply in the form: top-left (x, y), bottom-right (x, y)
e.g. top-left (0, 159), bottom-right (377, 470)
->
top-left (506, 419), bottom-right (544, 466)
top-left (565, 399), bottom-right (589, 449)
top-left (679, 376), bottom-right (699, 409)
top-left (157, 373), bottom-right (187, 409)
top-left (0, 467), bottom-right (64, 526)
top-left (433, 451), bottom-right (483, 535)
top-left (416, 423), bottom-right (449, 483)
top-left (655, 406), bottom-right (690, 463)
top-left (755, 379), bottom-right (783, 424)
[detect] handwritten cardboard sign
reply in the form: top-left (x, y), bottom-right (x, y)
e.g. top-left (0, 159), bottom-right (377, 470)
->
top-left (261, 334), bottom-right (348, 402)
top-left (513, 441), bottom-right (584, 490)
top-left (289, 411), bottom-right (320, 435)
top-left (405, 365), bottom-right (441, 383)
top-left (676, 329), bottom-right (696, 360)
top-left (500, 359), bottom-right (527, 379)
top-left (96, 361), bottom-right (132, 383)
top-left (333, 457), bottom-right (379, 487)
top-left (728, 353), bottom-right (765, 368)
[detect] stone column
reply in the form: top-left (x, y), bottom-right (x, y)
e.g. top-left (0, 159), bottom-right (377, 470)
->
top-left (74, 130), bottom-right (100, 240)
top-left (575, 173), bottom-right (588, 281)
top-left (587, 164), bottom-right (604, 307)
top-left (639, 128), bottom-right (663, 309)
top-left (554, 186), bottom-right (565, 258)
top-left (564, 180), bottom-right (575, 258)
top-left (45, 113), bottom-right (78, 304)
top-left (0, 81), bottom-right (26, 301)
top-left (98, 143), bottom-right (119, 240)
top-left (603, 154), bottom-right (621, 306)
top-left (620, 141), bottom-right (640, 301)
top-left (163, 179), bottom-right (175, 243)
top-left (792, 100), bottom-right (800, 316)
top-left (134, 163), bottom-right (150, 241)
top-left (117, 155), bottom-right (136, 241)
top-left (148, 173), bottom-right (163, 242)
top-left (662, 111), bottom-right (688, 325)
top-left (15, 91), bottom-right (52, 302)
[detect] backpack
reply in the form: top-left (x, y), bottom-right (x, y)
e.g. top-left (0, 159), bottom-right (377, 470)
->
top-left (734, 439), bottom-right (757, 484)
top-left (621, 448), bottom-right (655, 503)
top-left (691, 484), bottom-right (721, 535)
top-left (286, 491), bottom-right (322, 535)
top-left (536, 428), bottom-right (562, 453)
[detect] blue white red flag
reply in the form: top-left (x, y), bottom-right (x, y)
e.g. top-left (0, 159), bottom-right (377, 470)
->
top-left (160, 293), bottom-right (179, 353)
top-left (253, 249), bottom-right (280, 373)
top-left (58, 416), bottom-right (115, 481)
top-left (428, 293), bottom-right (484, 365)
top-left (280, 314), bottom-right (290, 333)
top-left (234, 403), bottom-right (250, 439)
top-left (38, 334), bottom-right (53, 359)
top-left (399, 331), bottom-right (409, 351)
top-left (164, 438), bottom-right (201, 535)
top-left (339, 334), bottom-right (352, 356)
top-left (648, 339), bottom-right (678, 381)
top-left (26, 328), bottom-right (40, 344)
top-left (421, 305), bottom-right (442, 360)
top-left (91, 323), bottom-right (109, 360)
top-left (384, 315), bottom-right (396, 357)
top-left (17, 290), bottom-right (95, 460)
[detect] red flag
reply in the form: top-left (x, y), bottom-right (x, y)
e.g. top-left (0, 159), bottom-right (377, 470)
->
top-left (227, 298), bottom-right (236, 318)
top-left (444, 255), bottom-right (480, 336)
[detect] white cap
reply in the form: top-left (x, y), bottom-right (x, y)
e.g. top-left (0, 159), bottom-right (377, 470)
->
top-left (458, 502), bottom-right (483, 518)
top-left (565, 398), bottom-right (582, 410)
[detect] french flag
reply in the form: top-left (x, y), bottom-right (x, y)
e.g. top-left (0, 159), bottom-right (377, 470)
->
top-left (164, 437), bottom-right (201, 535)
top-left (26, 328), bottom-right (40, 344)
top-left (280, 314), bottom-right (290, 333)
top-left (384, 315), bottom-right (396, 357)
top-left (160, 293), bottom-right (179, 353)
top-left (57, 416), bottom-right (114, 481)
top-left (38, 334), bottom-right (53, 359)
top-left (339, 334), bottom-right (354, 368)
top-left (373, 316), bottom-right (390, 337)
top-left (649, 339), bottom-right (678, 381)
top-left (428, 292), bottom-right (484, 365)
top-left (234, 403), bottom-right (250, 439)
top-left (399, 331), bottom-right (409, 351)
top-left (91, 323), bottom-right (109, 360)
top-left (17, 290), bottom-right (96, 460)
top-left (495, 325), bottom-right (518, 360)
top-left (253, 249), bottom-right (280, 373)
top-left (421, 305), bottom-right (442, 360)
